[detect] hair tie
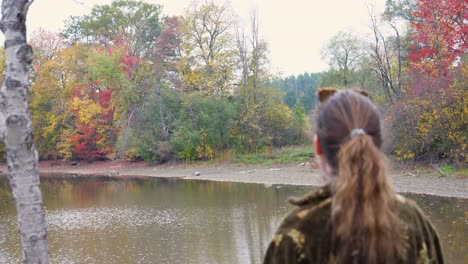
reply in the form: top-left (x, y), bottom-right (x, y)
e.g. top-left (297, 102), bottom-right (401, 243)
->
top-left (350, 128), bottom-right (366, 138)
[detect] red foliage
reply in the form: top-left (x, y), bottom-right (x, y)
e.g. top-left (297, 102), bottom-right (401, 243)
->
top-left (155, 17), bottom-right (181, 67)
top-left (403, 68), bottom-right (452, 96)
top-left (121, 54), bottom-right (140, 76)
top-left (410, 0), bottom-right (468, 77)
top-left (111, 36), bottom-right (141, 76)
top-left (68, 124), bottom-right (103, 161)
top-left (98, 89), bottom-right (113, 114)
top-left (154, 16), bottom-right (182, 86)
top-left (68, 85), bottom-right (116, 161)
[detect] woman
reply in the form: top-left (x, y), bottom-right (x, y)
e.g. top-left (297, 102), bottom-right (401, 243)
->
top-left (263, 89), bottom-right (444, 264)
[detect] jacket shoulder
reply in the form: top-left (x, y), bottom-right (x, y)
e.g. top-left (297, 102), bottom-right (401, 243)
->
top-left (263, 186), bottom-right (333, 264)
top-left (395, 194), bottom-right (445, 264)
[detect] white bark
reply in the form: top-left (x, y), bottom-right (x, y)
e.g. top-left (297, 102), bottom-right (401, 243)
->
top-left (0, 0), bottom-right (49, 263)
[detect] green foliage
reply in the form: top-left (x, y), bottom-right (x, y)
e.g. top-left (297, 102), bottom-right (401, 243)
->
top-left (170, 127), bottom-right (198, 161)
top-left (88, 48), bottom-right (128, 89)
top-left (317, 66), bottom-right (377, 92)
top-left (117, 83), bottom-right (180, 162)
top-left (268, 72), bottom-right (320, 112)
top-left (232, 85), bottom-right (302, 152)
top-left (171, 92), bottom-right (237, 160)
top-left (453, 168), bottom-right (468, 178)
top-left (440, 165), bottom-right (455, 174)
top-left (62, 0), bottom-right (163, 58)
top-left (384, 0), bottom-right (418, 21)
top-left (233, 146), bottom-right (314, 165)
top-left (292, 101), bottom-right (307, 143)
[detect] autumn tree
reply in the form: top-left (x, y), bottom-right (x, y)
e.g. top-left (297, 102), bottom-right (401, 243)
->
top-left (385, 0), bottom-right (467, 164)
top-left (62, 0), bottom-right (164, 58)
top-left (321, 31), bottom-right (363, 86)
top-left (140, 16), bottom-right (184, 161)
top-left (154, 16), bottom-right (183, 89)
top-left (29, 28), bottom-right (66, 78)
top-left (31, 45), bottom-right (124, 161)
top-left (409, 0), bottom-right (467, 77)
top-left (179, 1), bottom-right (236, 94)
top-left (59, 1), bottom-right (178, 161)
top-left (24, 0), bottom-right (320, 164)
top-left (30, 45), bottom-right (89, 159)
top-left (66, 48), bottom-right (121, 161)
top-left (234, 10), bottom-right (269, 108)
top-left (87, 46), bottom-right (137, 160)
top-left (387, 66), bottom-right (467, 163)
top-left (68, 87), bottom-right (115, 161)
top-left (153, 16), bottom-right (183, 141)
top-left (247, 10), bottom-right (269, 101)
top-left (367, 5), bottom-right (403, 103)
top-left (0, 0), bottom-right (49, 262)
top-left (233, 10), bottom-right (267, 151)
top-left (115, 58), bottom-right (181, 161)
top-left (232, 10), bottom-right (298, 151)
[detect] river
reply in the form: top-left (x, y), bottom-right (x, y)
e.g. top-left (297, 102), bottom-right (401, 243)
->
top-left (0, 176), bottom-right (466, 263)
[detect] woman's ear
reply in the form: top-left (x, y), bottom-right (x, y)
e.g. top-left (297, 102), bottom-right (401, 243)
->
top-left (314, 134), bottom-right (322, 155)
top-left (314, 134), bottom-right (333, 179)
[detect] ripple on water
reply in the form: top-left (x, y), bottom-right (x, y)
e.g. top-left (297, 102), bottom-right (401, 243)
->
top-left (47, 206), bottom-right (181, 231)
top-left (0, 216), bottom-right (18, 263)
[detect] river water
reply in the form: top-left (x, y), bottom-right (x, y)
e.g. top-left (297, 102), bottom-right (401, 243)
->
top-left (0, 176), bottom-right (466, 263)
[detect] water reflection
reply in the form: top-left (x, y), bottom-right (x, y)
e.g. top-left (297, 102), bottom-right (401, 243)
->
top-left (0, 176), bottom-right (466, 263)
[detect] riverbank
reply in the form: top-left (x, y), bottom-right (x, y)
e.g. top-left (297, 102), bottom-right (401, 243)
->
top-left (1, 160), bottom-right (466, 198)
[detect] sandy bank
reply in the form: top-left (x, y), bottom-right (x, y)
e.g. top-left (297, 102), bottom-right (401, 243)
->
top-left (1, 161), bottom-right (466, 198)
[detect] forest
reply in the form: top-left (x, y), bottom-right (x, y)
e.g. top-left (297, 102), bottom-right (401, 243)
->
top-left (1, 0), bottom-right (466, 166)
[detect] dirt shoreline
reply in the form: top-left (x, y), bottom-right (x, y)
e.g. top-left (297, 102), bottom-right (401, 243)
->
top-left (1, 161), bottom-right (467, 198)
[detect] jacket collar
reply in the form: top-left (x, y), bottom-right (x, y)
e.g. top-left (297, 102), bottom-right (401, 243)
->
top-left (288, 184), bottom-right (332, 206)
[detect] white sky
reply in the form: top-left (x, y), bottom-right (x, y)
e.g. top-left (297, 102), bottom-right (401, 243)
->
top-left (22, 0), bottom-right (386, 76)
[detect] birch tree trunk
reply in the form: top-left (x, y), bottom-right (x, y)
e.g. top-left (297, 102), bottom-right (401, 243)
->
top-left (0, 0), bottom-right (49, 263)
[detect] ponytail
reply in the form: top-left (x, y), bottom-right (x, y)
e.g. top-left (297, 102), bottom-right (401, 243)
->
top-left (331, 134), bottom-right (404, 263)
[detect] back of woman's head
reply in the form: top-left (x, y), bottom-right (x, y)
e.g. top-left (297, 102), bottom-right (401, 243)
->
top-left (316, 90), bottom-right (404, 263)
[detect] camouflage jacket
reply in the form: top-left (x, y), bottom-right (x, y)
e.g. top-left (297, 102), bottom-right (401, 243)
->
top-left (263, 185), bottom-right (444, 264)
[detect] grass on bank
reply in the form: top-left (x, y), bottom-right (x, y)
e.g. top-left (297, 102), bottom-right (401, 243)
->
top-left (232, 145), bottom-right (315, 165)
top-left (415, 164), bottom-right (468, 178)
top-left (439, 165), bottom-right (468, 178)
top-left (390, 161), bottom-right (468, 178)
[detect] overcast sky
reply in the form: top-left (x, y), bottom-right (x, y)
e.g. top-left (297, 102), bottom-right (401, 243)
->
top-left (23, 0), bottom-right (386, 76)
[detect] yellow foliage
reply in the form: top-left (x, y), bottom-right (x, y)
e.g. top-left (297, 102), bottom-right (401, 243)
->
top-left (395, 149), bottom-right (416, 161)
top-left (195, 129), bottom-right (214, 160)
top-left (57, 133), bottom-right (74, 160)
top-left (264, 103), bottom-right (293, 130)
top-left (72, 97), bottom-right (104, 125)
top-left (196, 145), bottom-right (214, 160)
top-left (391, 65), bottom-right (467, 163)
